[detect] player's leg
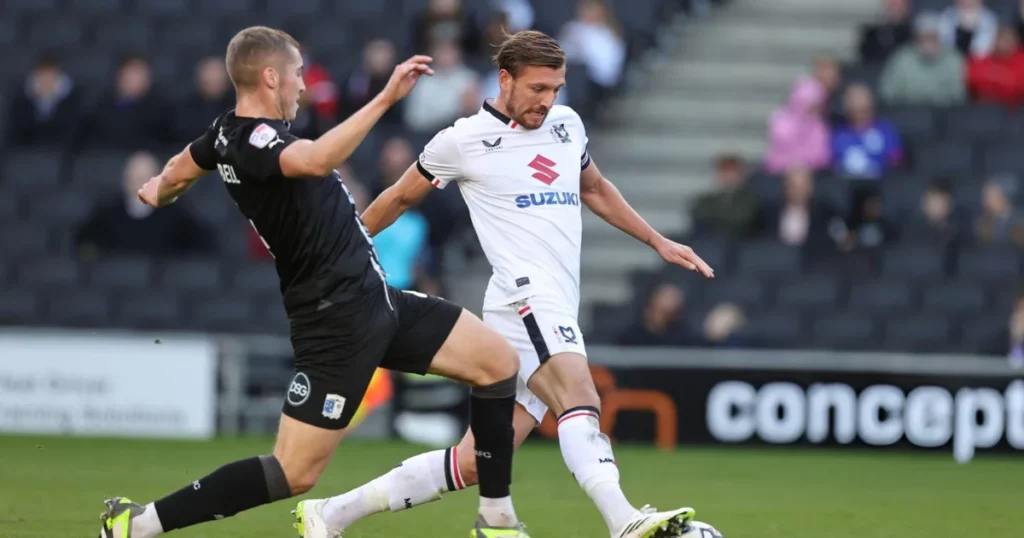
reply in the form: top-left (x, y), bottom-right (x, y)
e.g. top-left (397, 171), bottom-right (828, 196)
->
top-left (521, 299), bottom-right (694, 538)
top-left (100, 302), bottom-right (384, 538)
top-left (306, 289), bottom-right (526, 536)
top-left (318, 403), bottom-right (538, 532)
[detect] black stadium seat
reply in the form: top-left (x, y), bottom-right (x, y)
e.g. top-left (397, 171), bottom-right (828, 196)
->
top-left (86, 257), bottom-right (154, 292)
top-left (2, 149), bottom-right (64, 194)
top-left (48, 290), bottom-right (111, 328)
top-left (942, 104), bottom-right (1007, 141)
top-left (735, 239), bottom-right (802, 277)
top-left (775, 274), bottom-right (841, 313)
top-left (956, 247), bottom-right (1019, 284)
top-left (881, 106), bottom-right (935, 142)
top-left (0, 290), bottom-right (42, 325)
top-left (848, 279), bottom-right (915, 315)
top-left (912, 141), bottom-right (975, 176)
top-left (17, 257), bottom-right (80, 291)
top-left (884, 314), bottom-right (952, 353)
top-left (812, 313), bottom-right (877, 350)
top-left (921, 281), bottom-right (987, 318)
top-left (740, 311), bottom-right (804, 348)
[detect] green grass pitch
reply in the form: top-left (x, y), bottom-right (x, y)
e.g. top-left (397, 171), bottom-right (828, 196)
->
top-left (1, 435), bottom-right (1021, 537)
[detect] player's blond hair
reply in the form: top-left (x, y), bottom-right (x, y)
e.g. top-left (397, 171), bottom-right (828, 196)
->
top-left (493, 30), bottom-right (566, 78)
top-left (225, 26), bottom-right (300, 89)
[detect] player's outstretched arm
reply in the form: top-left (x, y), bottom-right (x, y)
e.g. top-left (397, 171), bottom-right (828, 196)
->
top-left (278, 56), bottom-right (434, 178)
top-left (580, 159), bottom-right (714, 278)
top-left (137, 145), bottom-right (206, 207)
top-left (360, 163), bottom-right (434, 236)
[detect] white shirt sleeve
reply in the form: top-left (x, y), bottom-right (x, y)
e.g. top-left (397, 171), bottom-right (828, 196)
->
top-left (417, 127), bottom-right (462, 189)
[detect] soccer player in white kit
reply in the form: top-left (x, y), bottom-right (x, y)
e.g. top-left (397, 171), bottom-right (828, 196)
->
top-left (295, 30), bottom-right (715, 538)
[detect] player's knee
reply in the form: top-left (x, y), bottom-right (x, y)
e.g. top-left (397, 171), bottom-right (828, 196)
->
top-left (273, 451), bottom-right (325, 496)
top-left (475, 336), bottom-right (519, 386)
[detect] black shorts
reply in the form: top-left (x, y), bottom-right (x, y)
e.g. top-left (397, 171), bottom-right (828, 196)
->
top-left (282, 286), bottom-right (462, 429)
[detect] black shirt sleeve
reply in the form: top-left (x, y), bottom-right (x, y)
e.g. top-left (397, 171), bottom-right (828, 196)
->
top-left (188, 118), bottom-right (220, 171)
top-left (234, 121), bottom-right (300, 181)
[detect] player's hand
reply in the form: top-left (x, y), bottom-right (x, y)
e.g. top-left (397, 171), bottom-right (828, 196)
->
top-left (137, 176), bottom-right (163, 207)
top-left (380, 55), bottom-right (434, 105)
top-left (653, 236), bottom-right (714, 278)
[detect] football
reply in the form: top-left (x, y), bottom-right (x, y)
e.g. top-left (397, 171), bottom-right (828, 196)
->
top-left (680, 521), bottom-right (724, 538)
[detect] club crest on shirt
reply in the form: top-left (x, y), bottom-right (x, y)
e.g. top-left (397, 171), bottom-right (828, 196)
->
top-left (551, 123), bottom-right (571, 144)
top-left (553, 324), bottom-right (578, 345)
top-left (249, 123), bottom-right (278, 148)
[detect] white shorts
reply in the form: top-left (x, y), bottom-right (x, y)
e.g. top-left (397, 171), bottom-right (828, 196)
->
top-left (483, 295), bottom-right (587, 424)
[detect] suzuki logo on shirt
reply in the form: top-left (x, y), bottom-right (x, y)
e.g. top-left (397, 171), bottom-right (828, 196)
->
top-left (515, 192), bottom-right (580, 208)
top-left (528, 154), bottom-right (559, 185)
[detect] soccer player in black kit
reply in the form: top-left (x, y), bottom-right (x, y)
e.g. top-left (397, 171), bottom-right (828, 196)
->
top-left (99, 26), bottom-right (529, 538)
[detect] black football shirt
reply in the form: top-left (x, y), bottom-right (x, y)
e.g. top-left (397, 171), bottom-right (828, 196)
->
top-left (189, 110), bottom-right (386, 315)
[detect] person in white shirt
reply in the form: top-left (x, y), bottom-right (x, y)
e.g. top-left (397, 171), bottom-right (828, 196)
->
top-left (298, 30), bottom-right (715, 538)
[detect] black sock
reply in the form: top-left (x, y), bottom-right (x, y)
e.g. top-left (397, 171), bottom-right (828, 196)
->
top-left (469, 375), bottom-right (517, 498)
top-left (154, 455), bottom-right (291, 532)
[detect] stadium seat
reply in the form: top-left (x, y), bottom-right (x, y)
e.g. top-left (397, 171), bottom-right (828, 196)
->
top-left (114, 291), bottom-right (184, 329)
top-left (735, 239), bottom-right (803, 277)
top-left (774, 273), bottom-right (841, 313)
top-left (27, 191), bottom-right (93, 229)
top-left (739, 311), bottom-right (804, 348)
top-left (880, 175), bottom-right (928, 219)
top-left (589, 302), bottom-right (635, 344)
top-left (160, 19), bottom-right (219, 53)
top-left (880, 106), bottom-right (936, 143)
top-left (672, 236), bottom-right (731, 276)
top-left (69, 151), bottom-right (129, 197)
top-left (848, 279), bottom-right (915, 315)
top-left (0, 225), bottom-right (51, 259)
top-left (190, 293), bottom-right (252, 332)
top-left (5, 0), bottom-right (58, 15)
top-left (66, 0), bottom-right (123, 15)
top-left (883, 314), bottom-right (952, 353)
top-left (531, 0), bottom-right (578, 36)
top-left (302, 21), bottom-right (352, 52)
top-left (85, 257), bottom-right (155, 292)
top-left (198, 0), bottom-right (255, 16)
top-left (232, 263), bottom-right (282, 295)
top-left (63, 49), bottom-right (118, 90)
top-left (812, 313), bottom-right (877, 351)
top-left (94, 18), bottom-right (154, 50)
top-left (0, 290), bottom-right (42, 325)
top-left (698, 277), bottom-right (766, 310)
top-left (267, 0), bottom-right (324, 16)
top-left (0, 194), bottom-right (20, 223)
top-left (921, 281), bottom-right (987, 318)
top-left (17, 257), bottom-right (81, 291)
top-left (816, 177), bottom-right (854, 214)
top-left (27, 18), bottom-right (84, 49)
top-left (333, 0), bottom-right (396, 20)
top-left (2, 149), bottom-right (65, 195)
top-left (983, 143), bottom-right (1024, 175)
top-left (249, 294), bottom-right (290, 335)
top-left (0, 16), bottom-right (17, 47)
top-left (158, 258), bottom-right (224, 294)
top-left (880, 244), bottom-right (946, 280)
top-left (958, 315), bottom-right (1007, 355)
top-left (48, 290), bottom-right (111, 328)
top-left (912, 141), bottom-right (975, 177)
top-left (956, 247), bottom-right (1020, 284)
top-left (941, 104), bottom-right (1008, 142)
top-left (135, 0), bottom-right (190, 16)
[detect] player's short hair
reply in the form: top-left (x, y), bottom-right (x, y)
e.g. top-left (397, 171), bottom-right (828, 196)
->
top-left (493, 30), bottom-right (566, 78)
top-left (225, 26), bottom-right (300, 89)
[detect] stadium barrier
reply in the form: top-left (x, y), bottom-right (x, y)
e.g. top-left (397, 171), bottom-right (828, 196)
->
top-left (3, 328), bottom-right (1022, 462)
top-left (585, 347), bottom-right (1024, 463)
top-left (0, 328), bottom-right (217, 439)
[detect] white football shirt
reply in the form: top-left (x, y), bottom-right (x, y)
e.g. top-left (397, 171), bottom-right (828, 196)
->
top-left (418, 100), bottom-right (591, 311)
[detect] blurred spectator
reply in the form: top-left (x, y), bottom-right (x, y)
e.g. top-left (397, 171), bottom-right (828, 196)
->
top-left (939, 0), bottom-right (998, 58)
top-left (493, 0), bottom-right (535, 33)
top-left (763, 166), bottom-right (843, 253)
top-left (618, 282), bottom-right (693, 347)
top-left (859, 0), bottom-right (913, 64)
top-left (701, 302), bottom-right (748, 348)
top-left (414, 0), bottom-right (482, 55)
top-left (80, 55), bottom-right (170, 150)
top-left (838, 188), bottom-right (898, 252)
top-left (831, 83), bottom-right (903, 179)
top-left (301, 47), bottom-right (339, 132)
top-left (879, 12), bottom-right (966, 106)
top-left (369, 138), bottom-right (431, 291)
top-left (76, 151), bottom-right (215, 259)
top-left (765, 76), bottom-right (831, 174)
top-left (341, 39), bottom-right (402, 127)
top-left (559, 0), bottom-right (627, 95)
top-left (6, 53), bottom-right (81, 148)
top-left (172, 56), bottom-right (232, 143)
top-left (690, 154), bottom-right (761, 240)
top-left (404, 41), bottom-right (479, 132)
top-left (902, 178), bottom-right (970, 247)
top-left (975, 175), bottom-right (1024, 246)
top-left (813, 56), bottom-right (845, 126)
top-left (967, 26), bottom-right (1024, 109)
top-left (1008, 294), bottom-right (1024, 367)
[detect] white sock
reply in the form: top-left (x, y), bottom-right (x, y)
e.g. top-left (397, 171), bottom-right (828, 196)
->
top-left (130, 503), bottom-right (164, 538)
top-left (322, 447), bottom-right (465, 530)
top-left (479, 496), bottom-right (518, 528)
top-left (558, 407), bottom-right (637, 533)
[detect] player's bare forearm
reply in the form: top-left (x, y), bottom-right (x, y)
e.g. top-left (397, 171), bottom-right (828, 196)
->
top-left (155, 145), bottom-right (205, 205)
top-left (306, 95), bottom-right (391, 174)
top-left (581, 168), bottom-right (663, 249)
top-left (361, 163), bottom-right (434, 236)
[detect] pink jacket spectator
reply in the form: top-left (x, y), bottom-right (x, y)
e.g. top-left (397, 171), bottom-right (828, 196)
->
top-left (765, 76), bottom-right (832, 174)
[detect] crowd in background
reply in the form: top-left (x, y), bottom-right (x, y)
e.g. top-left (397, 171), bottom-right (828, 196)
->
top-left (619, 0), bottom-right (1024, 360)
